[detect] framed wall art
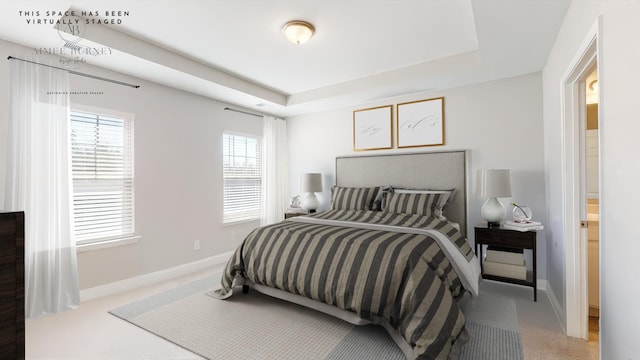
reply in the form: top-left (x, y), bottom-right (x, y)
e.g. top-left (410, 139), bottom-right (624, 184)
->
top-left (396, 97), bottom-right (444, 148)
top-left (353, 105), bottom-right (393, 151)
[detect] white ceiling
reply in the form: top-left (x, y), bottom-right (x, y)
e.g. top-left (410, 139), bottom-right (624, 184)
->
top-left (0, 0), bottom-right (571, 117)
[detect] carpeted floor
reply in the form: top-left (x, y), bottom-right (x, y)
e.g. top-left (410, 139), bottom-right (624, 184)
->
top-left (109, 274), bottom-right (524, 359)
top-left (459, 292), bottom-right (523, 360)
top-left (518, 323), bottom-right (595, 360)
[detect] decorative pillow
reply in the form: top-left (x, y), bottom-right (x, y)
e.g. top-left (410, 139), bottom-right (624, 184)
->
top-left (331, 186), bottom-right (379, 211)
top-left (384, 190), bottom-right (454, 219)
top-left (371, 185), bottom-right (392, 211)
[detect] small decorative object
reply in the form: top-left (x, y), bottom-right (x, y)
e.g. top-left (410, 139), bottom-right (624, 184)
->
top-left (353, 105), bottom-right (393, 151)
top-left (289, 195), bottom-right (301, 208)
top-left (397, 97), bottom-right (445, 148)
top-left (511, 202), bottom-right (533, 223)
top-left (476, 169), bottom-right (512, 228)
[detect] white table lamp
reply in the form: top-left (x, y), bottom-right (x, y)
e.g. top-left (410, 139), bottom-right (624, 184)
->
top-left (300, 173), bottom-right (323, 213)
top-left (476, 169), bottom-right (512, 227)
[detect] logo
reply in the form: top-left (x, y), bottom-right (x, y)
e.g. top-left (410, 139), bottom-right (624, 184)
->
top-left (56, 15), bottom-right (86, 45)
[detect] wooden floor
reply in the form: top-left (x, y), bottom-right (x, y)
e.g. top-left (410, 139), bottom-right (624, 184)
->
top-left (588, 316), bottom-right (600, 359)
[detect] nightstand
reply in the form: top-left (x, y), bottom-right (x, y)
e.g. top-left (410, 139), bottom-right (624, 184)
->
top-left (475, 225), bottom-right (538, 301)
top-left (284, 211), bottom-right (308, 219)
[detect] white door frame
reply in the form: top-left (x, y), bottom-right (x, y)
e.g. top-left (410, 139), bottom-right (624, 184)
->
top-left (560, 17), bottom-right (602, 339)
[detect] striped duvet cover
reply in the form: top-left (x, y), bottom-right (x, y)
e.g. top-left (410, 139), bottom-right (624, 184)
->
top-left (214, 210), bottom-right (479, 360)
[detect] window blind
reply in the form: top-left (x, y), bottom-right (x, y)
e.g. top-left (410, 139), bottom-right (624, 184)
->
top-left (223, 133), bottom-right (262, 223)
top-left (70, 110), bottom-right (134, 243)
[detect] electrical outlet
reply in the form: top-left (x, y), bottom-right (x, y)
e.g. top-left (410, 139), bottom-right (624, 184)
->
top-left (194, 240), bottom-right (201, 250)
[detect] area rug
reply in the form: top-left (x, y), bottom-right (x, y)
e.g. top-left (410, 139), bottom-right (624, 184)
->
top-left (109, 275), bottom-right (523, 360)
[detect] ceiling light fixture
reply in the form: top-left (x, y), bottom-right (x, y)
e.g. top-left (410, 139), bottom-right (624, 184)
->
top-left (282, 20), bottom-right (315, 45)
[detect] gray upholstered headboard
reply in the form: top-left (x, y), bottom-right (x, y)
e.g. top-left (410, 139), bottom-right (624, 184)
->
top-left (335, 150), bottom-right (469, 237)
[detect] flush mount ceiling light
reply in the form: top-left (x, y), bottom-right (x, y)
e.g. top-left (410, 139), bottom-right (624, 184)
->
top-left (282, 20), bottom-right (315, 45)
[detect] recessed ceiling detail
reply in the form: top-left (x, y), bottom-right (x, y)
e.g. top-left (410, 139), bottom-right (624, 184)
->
top-left (0, 0), bottom-right (571, 117)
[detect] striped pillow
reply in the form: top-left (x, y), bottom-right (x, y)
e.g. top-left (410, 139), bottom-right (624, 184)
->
top-left (383, 191), bottom-right (450, 218)
top-left (331, 187), bottom-right (379, 211)
top-left (371, 185), bottom-right (392, 211)
top-left (392, 188), bottom-right (455, 219)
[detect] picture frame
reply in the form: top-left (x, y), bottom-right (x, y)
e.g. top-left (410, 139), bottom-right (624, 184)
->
top-left (353, 105), bottom-right (393, 151)
top-left (396, 97), bottom-right (445, 148)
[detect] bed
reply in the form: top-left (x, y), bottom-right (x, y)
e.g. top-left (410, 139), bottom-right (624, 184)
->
top-left (212, 151), bottom-right (481, 360)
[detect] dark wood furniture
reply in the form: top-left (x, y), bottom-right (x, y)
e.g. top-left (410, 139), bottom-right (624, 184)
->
top-left (475, 224), bottom-right (538, 301)
top-left (284, 211), bottom-right (308, 219)
top-left (0, 211), bottom-right (25, 359)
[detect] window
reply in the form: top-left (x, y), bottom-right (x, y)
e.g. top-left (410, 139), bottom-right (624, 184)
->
top-left (223, 132), bottom-right (262, 223)
top-left (70, 108), bottom-right (135, 244)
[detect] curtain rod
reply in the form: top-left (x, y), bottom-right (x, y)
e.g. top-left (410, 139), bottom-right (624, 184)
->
top-left (224, 107), bottom-right (262, 118)
top-left (7, 56), bottom-right (140, 89)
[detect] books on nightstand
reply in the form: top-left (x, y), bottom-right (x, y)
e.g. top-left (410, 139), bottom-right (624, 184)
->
top-left (484, 246), bottom-right (527, 280)
top-left (503, 220), bottom-right (544, 232)
top-left (285, 206), bottom-right (308, 214)
top-left (486, 246), bottom-right (525, 265)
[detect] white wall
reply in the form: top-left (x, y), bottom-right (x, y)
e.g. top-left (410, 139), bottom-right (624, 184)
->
top-left (287, 72), bottom-right (547, 279)
top-left (543, 1), bottom-right (640, 358)
top-left (0, 39), bottom-right (260, 289)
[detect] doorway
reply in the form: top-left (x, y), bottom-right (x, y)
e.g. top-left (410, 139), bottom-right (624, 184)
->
top-left (584, 68), bottom-right (600, 359)
top-left (560, 18), bottom-right (601, 349)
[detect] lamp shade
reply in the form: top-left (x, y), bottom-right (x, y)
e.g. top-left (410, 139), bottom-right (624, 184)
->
top-left (476, 169), bottom-right (512, 198)
top-left (300, 173), bottom-right (323, 193)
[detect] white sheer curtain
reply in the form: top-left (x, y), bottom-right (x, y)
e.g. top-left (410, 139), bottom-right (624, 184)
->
top-left (5, 59), bottom-right (80, 318)
top-left (261, 116), bottom-right (290, 225)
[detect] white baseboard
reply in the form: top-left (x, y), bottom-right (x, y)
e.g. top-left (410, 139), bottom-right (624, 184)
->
top-left (80, 251), bottom-right (233, 302)
top-left (537, 278), bottom-right (548, 291)
top-left (545, 280), bottom-right (565, 333)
